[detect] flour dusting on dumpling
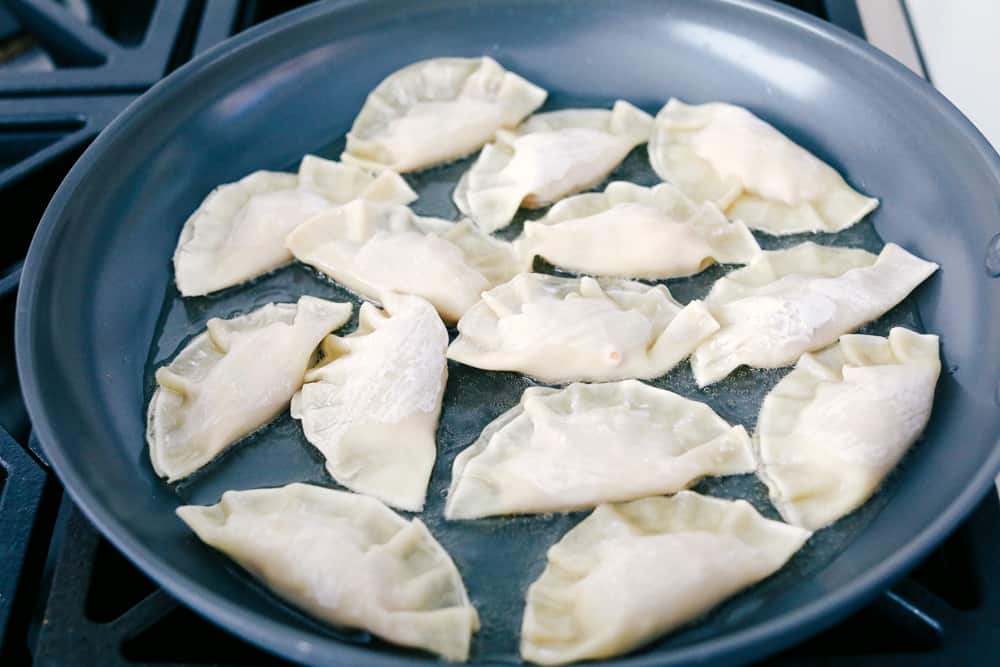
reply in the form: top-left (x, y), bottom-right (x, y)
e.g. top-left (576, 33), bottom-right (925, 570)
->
top-left (291, 293), bottom-right (447, 511)
top-left (691, 242), bottom-right (938, 386)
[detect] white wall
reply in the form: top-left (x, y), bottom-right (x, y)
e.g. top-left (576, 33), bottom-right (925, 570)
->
top-left (906, 0), bottom-right (1000, 150)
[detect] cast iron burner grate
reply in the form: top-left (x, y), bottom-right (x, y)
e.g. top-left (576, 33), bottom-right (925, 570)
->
top-left (0, 1), bottom-right (997, 665)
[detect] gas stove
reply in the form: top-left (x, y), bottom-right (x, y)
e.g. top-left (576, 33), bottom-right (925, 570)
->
top-left (0, 2), bottom-right (997, 666)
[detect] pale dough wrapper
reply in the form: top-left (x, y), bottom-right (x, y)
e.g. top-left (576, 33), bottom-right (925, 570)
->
top-left (177, 483), bottom-right (479, 661)
top-left (445, 380), bottom-right (754, 519)
top-left (691, 242), bottom-right (938, 386)
top-left (173, 155), bottom-right (415, 296)
top-left (447, 273), bottom-right (719, 383)
top-left (516, 180), bottom-right (760, 278)
top-left (342, 56), bottom-right (547, 173)
top-left (454, 101), bottom-right (654, 233)
top-left (756, 327), bottom-right (940, 530)
top-left (286, 199), bottom-right (519, 323)
top-left (520, 491), bottom-right (811, 665)
top-left (291, 293), bottom-right (447, 512)
top-left (649, 99), bottom-right (878, 235)
top-left (146, 296), bottom-right (352, 481)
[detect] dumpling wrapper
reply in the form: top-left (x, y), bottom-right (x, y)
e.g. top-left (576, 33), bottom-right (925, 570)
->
top-left (173, 155), bottom-right (416, 296)
top-left (291, 293), bottom-right (447, 511)
top-left (516, 181), bottom-right (760, 279)
top-left (447, 273), bottom-right (719, 383)
top-left (691, 242), bottom-right (938, 387)
top-left (756, 327), bottom-right (940, 530)
top-left (177, 483), bottom-right (479, 661)
top-left (649, 99), bottom-right (879, 235)
top-left (286, 199), bottom-right (519, 322)
top-left (521, 491), bottom-right (811, 665)
top-left (147, 296), bottom-right (352, 481)
top-left (454, 101), bottom-right (654, 233)
top-left (342, 56), bottom-right (547, 172)
top-left (445, 380), bottom-right (754, 519)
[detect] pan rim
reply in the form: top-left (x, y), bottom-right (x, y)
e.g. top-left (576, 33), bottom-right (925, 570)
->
top-left (15, 0), bottom-right (1000, 665)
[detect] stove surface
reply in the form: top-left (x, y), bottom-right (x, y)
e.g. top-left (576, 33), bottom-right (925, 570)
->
top-left (0, 1), bottom-right (996, 666)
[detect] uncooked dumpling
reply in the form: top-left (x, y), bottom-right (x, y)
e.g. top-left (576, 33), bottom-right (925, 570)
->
top-left (286, 199), bottom-right (519, 322)
top-left (454, 101), bottom-right (654, 233)
top-left (691, 242), bottom-right (938, 387)
top-left (177, 483), bottom-right (479, 661)
top-left (342, 56), bottom-right (547, 173)
top-left (173, 155), bottom-right (416, 296)
top-left (516, 181), bottom-right (759, 278)
top-left (446, 380), bottom-right (754, 519)
top-left (521, 491), bottom-right (811, 665)
top-left (447, 273), bottom-right (719, 383)
top-left (291, 293), bottom-right (447, 511)
top-left (649, 99), bottom-right (879, 235)
top-left (147, 296), bottom-right (351, 481)
top-left (756, 327), bottom-right (940, 530)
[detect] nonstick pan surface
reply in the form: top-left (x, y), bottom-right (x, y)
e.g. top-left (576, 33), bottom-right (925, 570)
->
top-left (15, 1), bottom-right (1000, 665)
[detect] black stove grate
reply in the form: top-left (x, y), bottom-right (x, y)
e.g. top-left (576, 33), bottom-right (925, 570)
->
top-left (2, 0), bottom-right (202, 94)
top-left (28, 498), bottom-right (294, 666)
top-left (1, 1), bottom-right (997, 665)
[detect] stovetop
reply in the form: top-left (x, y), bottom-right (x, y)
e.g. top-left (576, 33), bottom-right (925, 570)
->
top-left (0, 1), bottom-right (997, 665)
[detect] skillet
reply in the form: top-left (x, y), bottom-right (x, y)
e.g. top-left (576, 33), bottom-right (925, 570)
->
top-left (15, 0), bottom-right (1000, 664)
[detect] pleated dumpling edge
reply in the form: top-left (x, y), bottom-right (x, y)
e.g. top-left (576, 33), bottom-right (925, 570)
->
top-left (755, 327), bottom-right (941, 530)
top-left (446, 273), bottom-right (719, 383)
top-left (177, 483), bottom-right (480, 661)
top-left (173, 155), bottom-right (415, 297)
top-left (516, 180), bottom-right (760, 279)
top-left (147, 296), bottom-right (352, 482)
top-left (691, 241), bottom-right (938, 386)
top-left (342, 56), bottom-right (547, 173)
top-left (445, 380), bottom-right (755, 519)
top-left (454, 100), bottom-right (654, 233)
top-left (520, 491), bottom-right (811, 665)
top-left (648, 98), bottom-right (878, 236)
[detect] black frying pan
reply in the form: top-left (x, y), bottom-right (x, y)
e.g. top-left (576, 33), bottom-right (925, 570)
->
top-left (15, 1), bottom-right (1000, 665)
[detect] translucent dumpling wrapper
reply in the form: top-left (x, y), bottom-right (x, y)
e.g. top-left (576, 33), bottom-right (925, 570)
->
top-left (173, 155), bottom-right (416, 296)
top-left (648, 99), bottom-right (879, 235)
top-left (341, 56), bottom-right (547, 173)
top-left (516, 181), bottom-right (760, 279)
top-left (445, 380), bottom-right (754, 519)
top-left (453, 101), bottom-right (655, 233)
top-left (177, 483), bottom-right (479, 661)
top-left (287, 199), bottom-right (519, 323)
top-left (447, 273), bottom-right (719, 383)
top-left (291, 293), bottom-right (447, 511)
top-left (691, 242), bottom-right (938, 387)
top-left (147, 296), bottom-right (352, 481)
top-left (520, 491), bottom-right (811, 665)
top-left (756, 327), bottom-right (940, 530)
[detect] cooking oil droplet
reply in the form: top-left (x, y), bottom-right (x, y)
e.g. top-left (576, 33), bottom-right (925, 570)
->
top-left (986, 232), bottom-right (1000, 277)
